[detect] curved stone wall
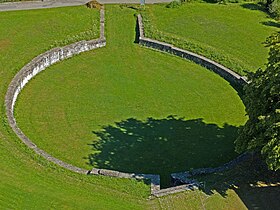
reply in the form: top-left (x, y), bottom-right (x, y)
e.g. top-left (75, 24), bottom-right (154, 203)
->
top-left (137, 15), bottom-right (248, 87)
top-left (4, 8), bottom-right (160, 195)
top-left (4, 9), bottom-right (250, 197)
top-left (136, 14), bottom-right (251, 197)
top-left (5, 39), bottom-right (106, 174)
top-left (5, 9), bottom-right (106, 174)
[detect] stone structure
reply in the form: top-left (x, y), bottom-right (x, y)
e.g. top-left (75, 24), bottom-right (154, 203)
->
top-left (135, 13), bottom-right (251, 196)
top-left (171, 153), bottom-right (252, 187)
top-left (89, 169), bottom-right (160, 194)
top-left (4, 9), bottom-right (251, 197)
top-left (4, 7), bottom-right (161, 196)
top-left (137, 15), bottom-right (248, 87)
top-left (5, 9), bottom-right (106, 175)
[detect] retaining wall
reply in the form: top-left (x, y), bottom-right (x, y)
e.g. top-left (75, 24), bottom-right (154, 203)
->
top-left (4, 9), bottom-right (251, 197)
top-left (136, 14), bottom-right (251, 196)
top-left (137, 15), bottom-right (248, 87)
top-left (89, 168), bottom-right (160, 194)
top-left (5, 40), bottom-right (106, 174)
top-left (5, 8), bottom-right (106, 174)
top-left (4, 7), bottom-right (161, 196)
top-left (171, 153), bottom-right (252, 186)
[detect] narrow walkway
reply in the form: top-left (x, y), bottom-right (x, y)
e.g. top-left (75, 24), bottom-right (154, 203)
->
top-left (0, 0), bottom-right (171, 12)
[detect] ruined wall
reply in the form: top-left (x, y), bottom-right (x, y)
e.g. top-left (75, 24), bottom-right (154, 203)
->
top-left (4, 10), bottom-right (250, 197)
top-left (4, 8), bottom-right (160, 195)
top-left (5, 9), bottom-right (106, 174)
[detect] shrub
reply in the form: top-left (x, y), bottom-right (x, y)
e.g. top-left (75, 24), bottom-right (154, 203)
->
top-left (86, 0), bottom-right (103, 10)
top-left (166, 0), bottom-right (182, 8)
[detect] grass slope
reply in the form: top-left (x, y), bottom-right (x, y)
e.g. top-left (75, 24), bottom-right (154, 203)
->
top-left (16, 5), bottom-right (246, 187)
top-left (0, 6), bottom-right (152, 209)
top-left (142, 2), bottom-right (278, 73)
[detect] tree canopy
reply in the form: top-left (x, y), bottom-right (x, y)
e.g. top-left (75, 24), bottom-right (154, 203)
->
top-left (235, 32), bottom-right (280, 171)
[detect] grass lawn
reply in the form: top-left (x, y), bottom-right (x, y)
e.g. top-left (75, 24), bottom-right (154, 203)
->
top-left (0, 6), bottom-right (152, 209)
top-left (1, 4), bottom-right (277, 210)
top-left (15, 5), bottom-right (247, 187)
top-left (142, 2), bottom-right (278, 73)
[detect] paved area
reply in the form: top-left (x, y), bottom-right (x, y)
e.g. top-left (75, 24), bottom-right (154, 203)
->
top-left (0, 0), bottom-right (171, 11)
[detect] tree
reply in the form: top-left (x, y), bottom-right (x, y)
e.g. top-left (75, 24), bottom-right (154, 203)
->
top-left (269, 0), bottom-right (280, 20)
top-left (235, 32), bottom-right (280, 171)
top-left (266, 0), bottom-right (274, 8)
top-left (263, 0), bottom-right (280, 20)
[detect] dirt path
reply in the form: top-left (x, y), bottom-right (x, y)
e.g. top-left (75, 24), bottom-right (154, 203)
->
top-left (0, 0), bottom-right (171, 11)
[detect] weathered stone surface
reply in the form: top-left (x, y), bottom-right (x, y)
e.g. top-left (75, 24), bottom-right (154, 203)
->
top-left (136, 15), bottom-right (252, 196)
top-left (134, 174), bottom-right (161, 193)
top-left (171, 153), bottom-right (252, 188)
top-left (98, 169), bottom-right (120, 177)
top-left (4, 9), bottom-right (162, 196)
top-left (89, 168), bottom-right (100, 175)
top-left (153, 183), bottom-right (199, 197)
top-left (118, 172), bottom-right (135, 178)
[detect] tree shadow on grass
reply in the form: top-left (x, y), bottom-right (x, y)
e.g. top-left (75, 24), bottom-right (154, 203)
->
top-left (196, 154), bottom-right (280, 208)
top-left (241, 3), bottom-right (267, 13)
top-left (87, 116), bottom-right (239, 187)
top-left (261, 21), bottom-right (280, 28)
top-left (235, 182), bottom-right (280, 210)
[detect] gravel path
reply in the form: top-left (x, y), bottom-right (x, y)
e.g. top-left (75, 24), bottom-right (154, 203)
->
top-left (0, 0), bottom-right (171, 11)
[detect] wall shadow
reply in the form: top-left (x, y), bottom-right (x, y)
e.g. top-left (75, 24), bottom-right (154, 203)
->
top-left (86, 116), bottom-right (239, 187)
top-left (134, 17), bottom-right (140, 43)
top-left (261, 21), bottom-right (280, 28)
top-left (235, 183), bottom-right (280, 210)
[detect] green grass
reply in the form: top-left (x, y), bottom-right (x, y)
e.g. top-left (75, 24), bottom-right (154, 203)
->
top-left (142, 2), bottom-right (278, 74)
top-left (15, 5), bottom-right (246, 187)
top-left (0, 6), bottom-right (152, 209)
top-left (0, 4), bottom-right (276, 209)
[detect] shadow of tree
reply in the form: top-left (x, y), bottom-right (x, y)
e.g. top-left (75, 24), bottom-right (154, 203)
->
top-left (195, 153), bottom-right (280, 209)
top-left (235, 182), bottom-right (280, 210)
top-left (241, 3), bottom-right (266, 13)
top-left (87, 116), bottom-right (239, 187)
